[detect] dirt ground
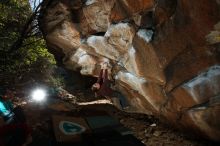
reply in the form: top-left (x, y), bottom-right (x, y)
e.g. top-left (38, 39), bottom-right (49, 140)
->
top-left (12, 90), bottom-right (219, 146)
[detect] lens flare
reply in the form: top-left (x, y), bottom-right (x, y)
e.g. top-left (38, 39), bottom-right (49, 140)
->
top-left (32, 89), bottom-right (46, 101)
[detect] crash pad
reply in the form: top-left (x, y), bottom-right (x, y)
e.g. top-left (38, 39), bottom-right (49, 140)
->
top-left (85, 116), bottom-right (120, 130)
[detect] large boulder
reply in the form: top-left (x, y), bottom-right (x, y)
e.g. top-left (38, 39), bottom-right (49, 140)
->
top-left (39, 0), bottom-right (220, 141)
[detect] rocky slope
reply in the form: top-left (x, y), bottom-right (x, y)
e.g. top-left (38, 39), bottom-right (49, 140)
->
top-left (39, 0), bottom-right (220, 141)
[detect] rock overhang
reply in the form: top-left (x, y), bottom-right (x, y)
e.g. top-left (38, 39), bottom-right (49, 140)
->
top-left (39, 0), bottom-right (220, 141)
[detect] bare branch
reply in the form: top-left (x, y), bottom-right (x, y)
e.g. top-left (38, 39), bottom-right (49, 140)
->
top-left (34, 0), bottom-right (37, 10)
top-left (8, 1), bottom-right (43, 53)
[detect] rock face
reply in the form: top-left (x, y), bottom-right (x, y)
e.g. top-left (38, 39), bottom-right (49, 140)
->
top-left (39, 0), bottom-right (220, 141)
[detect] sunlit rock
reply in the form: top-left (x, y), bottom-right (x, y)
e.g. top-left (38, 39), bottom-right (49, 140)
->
top-left (117, 81), bottom-right (156, 115)
top-left (105, 23), bottom-right (135, 54)
top-left (46, 21), bottom-right (81, 55)
top-left (63, 48), bottom-right (97, 75)
top-left (40, 0), bottom-right (220, 141)
top-left (132, 29), bottom-right (165, 84)
top-left (115, 71), bottom-right (146, 92)
top-left (137, 29), bottom-right (154, 43)
top-left (63, 48), bottom-right (109, 76)
top-left (115, 71), bottom-right (166, 111)
top-left (86, 36), bottom-right (121, 61)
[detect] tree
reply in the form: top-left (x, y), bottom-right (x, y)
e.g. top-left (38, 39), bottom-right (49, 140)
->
top-left (0, 0), bottom-right (56, 87)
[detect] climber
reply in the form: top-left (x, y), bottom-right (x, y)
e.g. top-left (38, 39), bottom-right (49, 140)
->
top-left (91, 62), bottom-right (129, 110)
top-left (91, 62), bottom-right (113, 98)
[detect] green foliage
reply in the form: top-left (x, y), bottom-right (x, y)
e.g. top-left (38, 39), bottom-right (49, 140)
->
top-left (4, 38), bottom-right (56, 75)
top-left (0, 0), bottom-right (31, 61)
top-left (0, 0), bottom-right (57, 87)
top-left (21, 38), bottom-right (56, 66)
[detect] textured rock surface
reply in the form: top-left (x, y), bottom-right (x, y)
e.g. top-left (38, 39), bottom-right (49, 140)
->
top-left (39, 0), bottom-right (220, 141)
